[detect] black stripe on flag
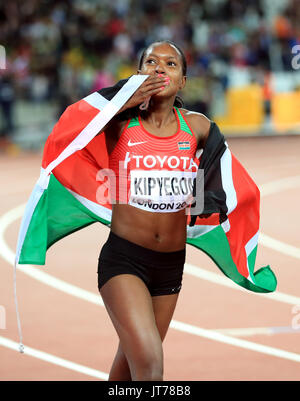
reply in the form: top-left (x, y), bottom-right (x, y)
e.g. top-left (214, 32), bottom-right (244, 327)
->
top-left (97, 78), bottom-right (129, 100)
top-left (190, 122), bottom-right (228, 227)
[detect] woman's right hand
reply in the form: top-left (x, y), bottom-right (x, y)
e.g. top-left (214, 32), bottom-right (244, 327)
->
top-left (123, 75), bottom-right (169, 110)
top-left (97, 75), bottom-right (169, 136)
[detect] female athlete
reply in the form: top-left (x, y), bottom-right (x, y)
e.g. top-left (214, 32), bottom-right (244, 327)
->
top-left (97, 40), bottom-right (211, 381)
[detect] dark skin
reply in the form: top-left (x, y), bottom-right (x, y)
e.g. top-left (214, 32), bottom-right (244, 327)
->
top-left (104, 42), bottom-right (211, 252)
top-left (99, 42), bottom-right (211, 381)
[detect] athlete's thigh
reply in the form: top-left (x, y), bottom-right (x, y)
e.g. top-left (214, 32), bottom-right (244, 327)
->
top-left (100, 274), bottom-right (162, 360)
top-left (115, 292), bottom-right (179, 361)
top-left (152, 293), bottom-right (180, 342)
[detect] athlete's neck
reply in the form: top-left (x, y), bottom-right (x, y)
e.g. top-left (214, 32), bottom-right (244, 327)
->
top-left (140, 97), bottom-right (176, 129)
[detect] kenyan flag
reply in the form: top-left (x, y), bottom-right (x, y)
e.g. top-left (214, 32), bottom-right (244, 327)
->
top-left (187, 123), bottom-right (277, 293)
top-left (15, 75), bottom-right (147, 265)
top-left (15, 75), bottom-right (277, 294)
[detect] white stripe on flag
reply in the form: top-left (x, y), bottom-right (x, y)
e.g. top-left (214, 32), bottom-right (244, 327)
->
top-left (187, 224), bottom-right (217, 238)
top-left (44, 74), bottom-right (148, 177)
top-left (66, 188), bottom-right (112, 222)
top-left (221, 218), bottom-right (230, 233)
top-left (15, 175), bottom-right (49, 263)
top-left (83, 92), bottom-right (109, 110)
top-left (245, 230), bottom-right (259, 283)
top-left (245, 231), bottom-right (259, 257)
top-left (220, 147), bottom-right (237, 222)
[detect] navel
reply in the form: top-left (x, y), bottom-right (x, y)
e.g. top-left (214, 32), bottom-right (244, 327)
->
top-left (154, 233), bottom-right (161, 242)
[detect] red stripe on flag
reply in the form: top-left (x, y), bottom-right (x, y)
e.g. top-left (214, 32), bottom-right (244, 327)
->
top-left (225, 153), bottom-right (260, 277)
top-left (42, 99), bottom-right (100, 169)
top-left (52, 134), bottom-right (110, 204)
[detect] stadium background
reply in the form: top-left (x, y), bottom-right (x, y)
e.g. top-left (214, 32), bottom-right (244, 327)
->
top-left (1, 0), bottom-right (300, 152)
top-left (1, 0), bottom-right (300, 382)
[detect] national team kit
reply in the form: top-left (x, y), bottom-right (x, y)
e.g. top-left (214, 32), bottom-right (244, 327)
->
top-left (108, 106), bottom-right (199, 212)
top-left (97, 107), bottom-right (198, 296)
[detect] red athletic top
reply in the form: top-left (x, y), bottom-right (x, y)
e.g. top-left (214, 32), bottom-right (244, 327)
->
top-left (108, 106), bottom-right (200, 212)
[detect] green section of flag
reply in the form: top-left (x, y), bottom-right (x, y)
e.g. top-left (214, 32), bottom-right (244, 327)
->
top-left (187, 226), bottom-right (277, 293)
top-left (19, 174), bottom-right (110, 265)
top-left (18, 174), bottom-right (276, 293)
top-left (247, 245), bottom-right (257, 284)
top-left (19, 188), bottom-right (49, 265)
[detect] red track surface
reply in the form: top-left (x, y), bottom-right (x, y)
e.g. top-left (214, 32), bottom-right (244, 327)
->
top-left (0, 135), bottom-right (300, 381)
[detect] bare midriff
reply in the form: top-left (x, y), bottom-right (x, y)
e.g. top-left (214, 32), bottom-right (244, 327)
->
top-left (110, 203), bottom-right (187, 252)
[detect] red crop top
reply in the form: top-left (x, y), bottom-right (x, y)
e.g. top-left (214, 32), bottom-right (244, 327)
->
top-left (108, 106), bottom-right (200, 213)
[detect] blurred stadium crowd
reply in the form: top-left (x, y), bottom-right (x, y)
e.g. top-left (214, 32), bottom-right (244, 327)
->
top-left (0, 0), bottom-right (300, 151)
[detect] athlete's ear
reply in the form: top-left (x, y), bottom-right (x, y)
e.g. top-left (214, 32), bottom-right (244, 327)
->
top-left (179, 75), bottom-right (187, 90)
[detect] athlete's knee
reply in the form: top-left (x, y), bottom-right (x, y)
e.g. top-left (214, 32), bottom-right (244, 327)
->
top-left (109, 345), bottom-right (132, 381)
top-left (132, 358), bottom-right (163, 381)
top-left (130, 343), bottom-right (164, 381)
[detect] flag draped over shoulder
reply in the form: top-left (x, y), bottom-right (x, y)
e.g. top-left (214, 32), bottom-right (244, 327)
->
top-left (187, 123), bottom-right (277, 293)
top-left (15, 75), bottom-right (277, 294)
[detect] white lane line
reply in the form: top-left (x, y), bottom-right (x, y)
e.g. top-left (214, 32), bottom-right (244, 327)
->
top-left (1, 207), bottom-right (300, 364)
top-left (170, 321), bottom-right (300, 363)
top-left (0, 335), bottom-right (108, 380)
top-left (259, 233), bottom-right (300, 260)
top-left (184, 263), bottom-right (300, 306)
top-left (213, 326), bottom-right (300, 337)
top-left (260, 175), bottom-right (300, 197)
top-left (258, 175), bottom-right (300, 258)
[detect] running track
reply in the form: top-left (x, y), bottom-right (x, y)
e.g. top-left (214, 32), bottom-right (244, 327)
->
top-left (0, 135), bottom-right (300, 381)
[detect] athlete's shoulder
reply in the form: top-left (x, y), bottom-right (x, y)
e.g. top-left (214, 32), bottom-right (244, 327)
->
top-left (105, 115), bottom-right (129, 138)
top-left (179, 108), bottom-right (211, 148)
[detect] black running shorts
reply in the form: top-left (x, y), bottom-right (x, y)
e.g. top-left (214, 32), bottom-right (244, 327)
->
top-left (97, 231), bottom-right (185, 296)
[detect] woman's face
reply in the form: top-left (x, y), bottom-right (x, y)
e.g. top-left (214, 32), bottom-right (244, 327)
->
top-left (139, 42), bottom-right (186, 97)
